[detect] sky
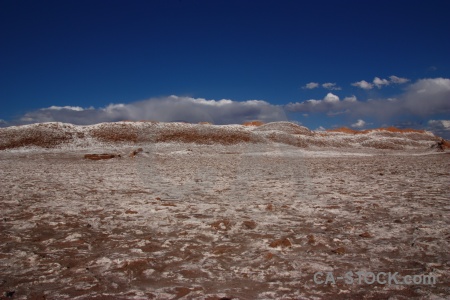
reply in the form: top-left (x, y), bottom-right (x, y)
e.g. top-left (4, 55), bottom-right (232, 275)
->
top-left (1, 0), bottom-right (450, 138)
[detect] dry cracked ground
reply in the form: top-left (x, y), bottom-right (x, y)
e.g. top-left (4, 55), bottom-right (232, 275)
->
top-left (0, 144), bottom-right (449, 299)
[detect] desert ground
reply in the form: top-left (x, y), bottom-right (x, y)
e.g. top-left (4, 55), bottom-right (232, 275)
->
top-left (0, 122), bottom-right (449, 299)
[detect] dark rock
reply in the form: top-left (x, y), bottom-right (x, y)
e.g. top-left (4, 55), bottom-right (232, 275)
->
top-left (84, 153), bottom-right (117, 160)
top-left (359, 232), bottom-right (372, 238)
top-left (242, 220), bottom-right (257, 229)
top-left (269, 238), bottom-right (292, 248)
top-left (331, 247), bottom-right (346, 255)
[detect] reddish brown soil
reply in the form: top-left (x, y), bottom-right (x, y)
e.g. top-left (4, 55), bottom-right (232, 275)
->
top-left (242, 121), bottom-right (264, 126)
top-left (1, 149), bottom-right (448, 299)
top-left (327, 126), bottom-right (427, 134)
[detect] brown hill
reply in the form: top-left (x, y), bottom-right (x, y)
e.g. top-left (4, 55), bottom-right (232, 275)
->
top-left (242, 120), bottom-right (264, 126)
top-left (327, 126), bottom-right (426, 134)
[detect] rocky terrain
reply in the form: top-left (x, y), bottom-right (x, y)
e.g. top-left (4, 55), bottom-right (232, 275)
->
top-left (0, 122), bottom-right (449, 299)
top-left (0, 121), bottom-right (443, 151)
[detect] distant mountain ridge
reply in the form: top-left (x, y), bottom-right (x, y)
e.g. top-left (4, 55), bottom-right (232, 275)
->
top-left (0, 121), bottom-right (444, 151)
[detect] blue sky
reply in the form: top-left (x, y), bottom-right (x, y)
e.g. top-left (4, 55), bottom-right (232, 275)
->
top-left (1, 0), bottom-right (449, 137)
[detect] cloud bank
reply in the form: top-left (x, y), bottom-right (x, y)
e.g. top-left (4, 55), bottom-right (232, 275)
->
top-left (427, 120), bottom-right (450, 137)
top-left (288, 78), bottom-right (450, 119)
top-left (15, 96), bottom-right (287, 125)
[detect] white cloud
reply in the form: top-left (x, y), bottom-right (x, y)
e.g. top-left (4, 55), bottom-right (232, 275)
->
top-left (353, 75), bottom-right (410, 89)
top-left (389, 75), bottom-right (410, 84)
top-left (316, 126), bottom-right (326, 131)
top-left (428, 119), bottom-right (450, 139)
top-left (350, 78), bottom-right (450, 118)
top-left (191, 98), bottom-right (234, 106)
top-left (428, 119), bottom-right (450, 129)
top-left (351, 119), bottom-right (366, 128)
top-left (305, 99), bottom-right (321, 106)
top-left (401, 78), bottom-right (450, 116)
top-left (14, 96), bottom-right (288, 125)
top-left (303, 82), bottom-right (341, 90)
top-left (431, 120), bottom-right (450, 130)
top-left (45, 106), bottom-right (86, 111)
top-left (0, 119), bottom-right (7, 127)
top-left (352, 80), bottom-right (374, 90)
top-left (287, 93), bottom-right (352, 113)
top-left (288, 78), bottom-right (450, 122)
top-left (303, 82), bottom-right (319, 89)
top-left (373, 77), bottom-right (390, 88)
top-left (323, 93), bottom-right (340, 103)
top-left (343, 95), bottom-right (357, 102)
top-left (286, 93), bottom-right (352, 115)
top-left (322, 82), bottom-right (341, 90)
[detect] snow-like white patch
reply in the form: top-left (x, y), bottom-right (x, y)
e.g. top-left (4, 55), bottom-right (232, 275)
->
top-left (65, 233), bottom-right (82, 241)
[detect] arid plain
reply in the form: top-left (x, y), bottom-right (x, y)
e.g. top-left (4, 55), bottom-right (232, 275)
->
top-left (1, 122), bottom-right (449, 299)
